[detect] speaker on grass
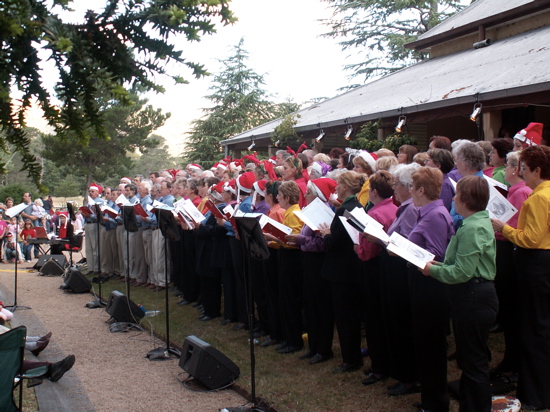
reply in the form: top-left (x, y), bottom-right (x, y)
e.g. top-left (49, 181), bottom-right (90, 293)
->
top-left (64, 268), bottom-right (92, 293)
top-left (179, 335), bottom-right (240, 390)
top-left (105, 290), bottom-right (144, 323)
top-left (40, 259), bottom-right (64, 276)
top-left (34, 254), bottom-right (67, 270)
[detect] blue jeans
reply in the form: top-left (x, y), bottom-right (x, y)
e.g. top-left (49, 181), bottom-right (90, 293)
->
top-left (23, 244), bottom-right (34, 261)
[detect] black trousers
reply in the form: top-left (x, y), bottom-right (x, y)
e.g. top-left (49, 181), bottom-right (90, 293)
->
top-left (229, 237), bottom-right (249, 325)
top-left (249, 257), bottom-right (269, 333)
top-left (450, 279), bottom-right (498, 412)
top-left (302, 252), bottom-right (333, 356)
top-left (331, 279), bottom-right (362, 366)
top-left (264, 248), bottom-right (282, 341)
top-left (360, 257), bottom-right (389, 375)
top-left (278, 248), bottom-right (304, 347)
top-left (380, 251), bottom-right (417, 383)
top-left (515, 248), bottom-right (550, 409)
top-left (199, 273), bottom-right (222, 318)
top-left (409, 266), bottom-right (450, 412)
top-left (494, 240), bottom-right (520, 371)
top-left (181, 230), bottom-right (200, 302)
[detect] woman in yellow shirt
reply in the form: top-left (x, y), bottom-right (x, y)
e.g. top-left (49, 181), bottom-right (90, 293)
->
top-left (492, 145), bottom-right (550, 411)
top-left (264, 181), bottom-right (305, 354)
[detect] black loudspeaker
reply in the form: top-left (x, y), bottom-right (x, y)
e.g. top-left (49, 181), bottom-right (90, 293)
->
top-left (105, 290), bottom-right (144, 323)
top-left (34, 254), bottom-right (67, 270)
top-left (179, 335), bottom-right (240, 390)
top-left (40, 259), bottom-right (64, 276)
top-left (64, 268), bottom-right (92, 293)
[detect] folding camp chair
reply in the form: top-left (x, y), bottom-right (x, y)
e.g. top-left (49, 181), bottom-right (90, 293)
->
top-left (0, 326), bottom-right (48, 411)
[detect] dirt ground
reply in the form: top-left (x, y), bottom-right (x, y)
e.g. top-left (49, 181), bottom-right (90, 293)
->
top-left (0, 263), bottom-right (247, 412)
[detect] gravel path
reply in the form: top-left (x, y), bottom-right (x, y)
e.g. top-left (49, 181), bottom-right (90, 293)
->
top-left (0, 264), bottom-right (247, 412)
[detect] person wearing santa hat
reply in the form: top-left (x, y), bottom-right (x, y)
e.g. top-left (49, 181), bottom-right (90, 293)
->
top-left (353, 151), bottom-right (378, 207)
top-left (84, 183), bottom-right (105, 275)
top-left (285, 177), bottom-right (337, 364)
top-left (513, 122), bottom-right (544, 152)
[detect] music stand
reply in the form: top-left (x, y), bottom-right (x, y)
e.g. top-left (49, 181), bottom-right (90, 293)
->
top-left (225, 217), bottom-right (270, 412)
top-left (4, 204), bottom-right (31, 312)
top-left (91, 203), bottom-right (106, 306)
top-left (122, 205), bottom-right (138, 300)
top-left (147, 208), bottom-right (181, 359)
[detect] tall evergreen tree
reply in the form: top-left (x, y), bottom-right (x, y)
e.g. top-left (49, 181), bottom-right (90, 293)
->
top-left (183, 39), bottom-right (296, 167)
top-left (323, 0), bottom-right (466, 84)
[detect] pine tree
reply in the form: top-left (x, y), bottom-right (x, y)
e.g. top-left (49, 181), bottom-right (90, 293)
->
top-left (183, 39), bottom-right (297, 167)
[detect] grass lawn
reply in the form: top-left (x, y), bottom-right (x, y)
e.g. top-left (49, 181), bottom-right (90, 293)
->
top-left (92, 273), bottom-right (507, 412)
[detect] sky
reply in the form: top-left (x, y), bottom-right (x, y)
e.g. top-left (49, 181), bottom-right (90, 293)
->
top-left (27, 0), bottom-right (355, 155)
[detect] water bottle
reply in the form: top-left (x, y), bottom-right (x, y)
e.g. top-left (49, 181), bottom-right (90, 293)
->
top-left (145, 310), bottom-right (162, 317)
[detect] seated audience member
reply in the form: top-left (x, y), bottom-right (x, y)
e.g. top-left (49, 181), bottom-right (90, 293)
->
top-left (4, 232), bottom-right (23, 263)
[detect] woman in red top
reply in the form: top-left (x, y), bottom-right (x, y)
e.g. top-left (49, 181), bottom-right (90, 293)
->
top-left (21, 219), bottom-right (37, 262)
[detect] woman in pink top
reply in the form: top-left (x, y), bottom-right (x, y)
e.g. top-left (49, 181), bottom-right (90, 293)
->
top-left (355, 171), bottom-right (397, 385)
top-left (492, 151), bottom-right (532, 377)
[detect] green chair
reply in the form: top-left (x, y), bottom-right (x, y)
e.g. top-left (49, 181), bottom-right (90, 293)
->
top-left (0, 325), bottom-right (48, 411)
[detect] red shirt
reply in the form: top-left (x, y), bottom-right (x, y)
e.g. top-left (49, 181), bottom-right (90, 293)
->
top-left (21, 228), bottom-right (37, 242)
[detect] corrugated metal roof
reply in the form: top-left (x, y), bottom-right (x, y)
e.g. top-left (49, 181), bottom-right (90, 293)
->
top-left (418, 0), bottom-right (534, 40)
top-left (222, 24), bottom-right (550, 146)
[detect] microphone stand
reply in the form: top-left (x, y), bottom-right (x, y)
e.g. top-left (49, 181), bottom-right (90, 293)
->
top-left (148, 208), bottom-right (181, 359)
top-left (224, 217), bottom-right (270, 412)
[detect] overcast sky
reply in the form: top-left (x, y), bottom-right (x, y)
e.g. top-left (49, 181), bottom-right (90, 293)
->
top-left (26, 0), bottom-right (354, 154)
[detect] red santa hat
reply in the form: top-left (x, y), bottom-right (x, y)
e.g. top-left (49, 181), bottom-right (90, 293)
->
top-left (253, 180), bottom-right (267, 197)
top-left (209, 181), bottom-right (225, 201)
top-left (514, 122), bottom-right (543, 146)
top-left (120, 177), bottom-right (132, 185)
top-left (243, 152), bottom-right (260, 165)
top-left (269, 156), bottom-right (277, 164)
top-left (188, 164), bottom-right (203, 171)
top-left (89, 183), bottom-right (103, 194)
top-left (358, 151), bottom-right (378, 172)
top-left (223, 180), bottom-right (237, 195)
top-left (237, 172), bottom-right (255, 193)
top-left (308, 178), bottom-right (337, 202)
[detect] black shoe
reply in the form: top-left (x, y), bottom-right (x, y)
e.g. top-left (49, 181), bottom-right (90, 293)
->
top-left (362, 371), bottom-right (388, 386)
top-left (177, 299), bottom-right (192, 306)
top-left (232, 322), bottom-right (248, 331)
top-left (198, 315), bottom-right (216, 322)
top-left (260, 337), bottom-right (280, 348)
top-left (332, 362), bottom-right (362, 373)
top-left (308, 353), bottom-right (334, 365)
top-left (387, 381), bottom-right (421, 396)
top-left (30, 339), bottom-right (50, 356)
top-left (275, 341), bottom-right (288, 351)
top-left (220, 318), bottom-right (233, 326)
top-left (253, 329), bottom-right (268, 339)
top-left (191, 301), bottom-right (202, 308)
top-left (489, 322), bottom-right (503, 333)
top-left (277, 345), bottom-right (303, 354)
top-left (298, 350), bottom-right (315, 360)
top-left (49, 355), bottom-right (76, 382)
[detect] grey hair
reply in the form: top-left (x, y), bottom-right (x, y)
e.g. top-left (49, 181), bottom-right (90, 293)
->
top-left (140, 179), bottom-right (153, 192)
top-left (275, 150), bottom-right (292, 160)
top-left (454, 141), bottom-right (486, 172)
top-left (392, 163), bottom-right (421, 187)
top-left (506, 150), bottom-right (521, 168)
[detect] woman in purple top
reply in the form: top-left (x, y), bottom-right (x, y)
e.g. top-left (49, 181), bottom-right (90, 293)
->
top-left (287, 178), bottom-right (337, 365)
top-left (427, 148), bottom-right (456, 211)
top-left (376, 163), bottom-right (422, 395)
top-left (355, 171), bottom-right (397, 386)
top-left (408, 167), bottom-right (454, 412)
top-left (491, 151), bottom-right (532, 377)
